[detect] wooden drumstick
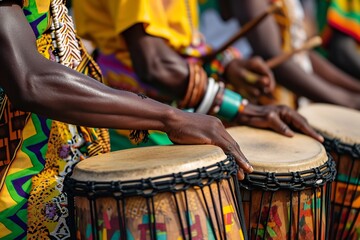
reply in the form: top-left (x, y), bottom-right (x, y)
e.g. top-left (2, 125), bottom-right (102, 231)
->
top-left (202, 2), bottom-right (282, 62)
top-left (242, 36), bottom-right (323, 85)
top-left (266, 36), bottom-right (323, 68)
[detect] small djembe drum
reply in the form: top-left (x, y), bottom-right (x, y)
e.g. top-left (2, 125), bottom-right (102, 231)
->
top-left (64, 145), bottom-right (247, 240)
top-left (227, 126), bottom-right (336, 240)
top-left (299, 103), bottom-right (360, 240)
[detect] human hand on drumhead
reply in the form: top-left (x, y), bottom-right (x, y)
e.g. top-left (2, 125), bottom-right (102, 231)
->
top-left (225, 57), bottom-right (276, 99)
top-left (164, 109), bottom-right (253, 179)
top-left (235, 103), bottom-right (324, 142)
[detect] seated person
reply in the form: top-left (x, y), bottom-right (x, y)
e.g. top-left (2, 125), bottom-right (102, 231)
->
top-left (72, 0), bottom-right (320, 151)
top-left (316, 0), bottom-right (360, 79)
top-left (202, 0), bottom-right (360, 109)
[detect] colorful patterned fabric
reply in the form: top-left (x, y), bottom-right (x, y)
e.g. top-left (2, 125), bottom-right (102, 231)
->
top-left (327, 0), bottom-right (360, 43)
top-left (23, 0), bottom-right (51, 39)
top-left (74, 0), bottom-right (205, 100)
top-left (316, 0), bottom-right (360, 54)
top-left (0, 1), bottom-right (110, 239)
top-left (198, 0), bottom-right (220, 14)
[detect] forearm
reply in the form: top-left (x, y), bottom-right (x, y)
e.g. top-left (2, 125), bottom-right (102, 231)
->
top-left (231, 0), bottom-right (282, 60)
top-left (0, 4), bottom-right (174, 131)
top-left (273, 60), bottom-right (354, 106)
top-left (123, 24), bottom-right (188, 100)
top-left (328, 30), bottom-right (360, 78)
top-left (7, 54), bottom-right (176, 130)
top-left (230, 0), bottom-right (358, 107)
top-left (309, 50), bottom-right (360, 92)
top-left (44, 71), bottom-right (179, 129)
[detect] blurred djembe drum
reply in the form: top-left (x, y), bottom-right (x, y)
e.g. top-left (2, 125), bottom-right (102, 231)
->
top-left (64, 145), bottom-right (247, 240)
top-left (227, 126), bottom-right (336, 239)
top-left (299, 103), bottom-right (360, 240)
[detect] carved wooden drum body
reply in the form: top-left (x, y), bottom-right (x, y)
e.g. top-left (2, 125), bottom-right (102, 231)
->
top-left (65, 145), bottom-right (247, 240)
top-left (299, 103), bottom-right (360, 240)
top-left (228, 126), bottom-right (336, 240)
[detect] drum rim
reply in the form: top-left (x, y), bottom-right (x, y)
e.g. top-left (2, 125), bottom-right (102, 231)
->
top-left (298, 103), bottom-right (360, 145)
top-left (64, 155), bottom-right (238, 198)
top-left (227, 126), bottom-right (328, 173)
top-left (70, 145), bottom-right (228, 182)
top-left (239, 154), bottom-right (336, 192)
top-left (323, 136), bottom-right (360, 158)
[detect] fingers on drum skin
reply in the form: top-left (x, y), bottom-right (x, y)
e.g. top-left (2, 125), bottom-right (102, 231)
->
top-left (237, 168), bottom-right (245, 180)
top-left (290, 112), bottom-right (324, 142)
top-left (278, 106), bottom-right (323, 142)
top-left (266, 111), bottom-right (294, 137)
top-left (233, 149), bottom-right (252, 174)
top-left (235, 145), bottom-right (253, 173)
top-left (220, 132), bottom-right (253, 174)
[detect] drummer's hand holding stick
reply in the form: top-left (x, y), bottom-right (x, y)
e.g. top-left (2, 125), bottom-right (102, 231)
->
top-left (225, 56), bottom-right (276, 100)
top-left (224, 36), bottom-right (323, 100)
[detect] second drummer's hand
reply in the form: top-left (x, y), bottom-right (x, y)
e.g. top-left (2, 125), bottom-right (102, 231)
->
top-left (164, 109), bottom-right (253, 180)
top-left (225, 57), bottom-right (276, 98)
top-left (235, 103), bottom-right (324, 142)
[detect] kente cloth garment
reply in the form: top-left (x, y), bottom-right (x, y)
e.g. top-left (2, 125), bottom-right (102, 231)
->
top-left (327, 0), bottom-right (360, 43)
top-left (73, 0), bottom-right (240, 150)
top-left (316, 0), bottom-right (360, 50)
top-left (73, 0), bottom-right (210, 101)
top-left (0, 0), bottom-right (110, 239)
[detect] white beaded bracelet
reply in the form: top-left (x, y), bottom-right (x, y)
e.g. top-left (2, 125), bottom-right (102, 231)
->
top-left (196, 78), bottom-right (219, 114)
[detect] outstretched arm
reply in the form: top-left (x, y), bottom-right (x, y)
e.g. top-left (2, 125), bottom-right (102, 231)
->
top-left (0, 3), bottom-right (253, 178)
top-left (0, 4), bottom-right (174, 130)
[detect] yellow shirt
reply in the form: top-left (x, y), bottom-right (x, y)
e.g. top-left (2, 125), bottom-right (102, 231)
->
top-left (73, 0), bottom-right (199, 65)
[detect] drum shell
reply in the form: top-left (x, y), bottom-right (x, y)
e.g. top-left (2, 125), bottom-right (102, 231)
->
top-left (226, 126), bottom-right (336, 239)
top-left (323, 137), bottom-right (360, 240)
top-left (239, 158), bottom-right (335, 240)
top-left (65, 155), bottom-right (247, 240)
top-left (297, 103), bottom-right (360, 239)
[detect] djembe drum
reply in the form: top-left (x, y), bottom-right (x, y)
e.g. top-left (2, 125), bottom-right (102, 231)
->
top-left (299, 103), bottom-right (360, 240)
top-left (227, 126), bottom-right (336, 240)
top-left (64, 145), bottom-right (246, 240)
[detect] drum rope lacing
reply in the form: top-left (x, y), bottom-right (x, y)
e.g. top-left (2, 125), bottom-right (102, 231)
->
top-left (323, 136), bottom-right (360, 159)
top-left (324, 136), bottom-right (360, 240)
top-left (239, 153), bottom-right (336, 192)
top-left (64, 155), bottom-right (238, 198)
top-left (64, 155), bottom-right (249, 240)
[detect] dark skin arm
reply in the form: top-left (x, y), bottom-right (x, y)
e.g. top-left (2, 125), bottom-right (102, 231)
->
top-left (121, 18), bottom-right (323, 142)
top-left (309, 50), bottom-right (360, 93)
top-left (123, 23), bottom-right (275, 101)
top-left (232, 0), bottom-right (360, 109)
top-left (123, 23), bottom-right (189, 100)
top-left (0, 3), bottom-right (252, 179)
top-left (328, 29), bottom-right (360, 79)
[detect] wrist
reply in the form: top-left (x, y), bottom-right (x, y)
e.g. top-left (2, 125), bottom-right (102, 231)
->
top-left (161, 107), bottom-right (184, 133)
top-left (216, 89), bottom-right (243, 121)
